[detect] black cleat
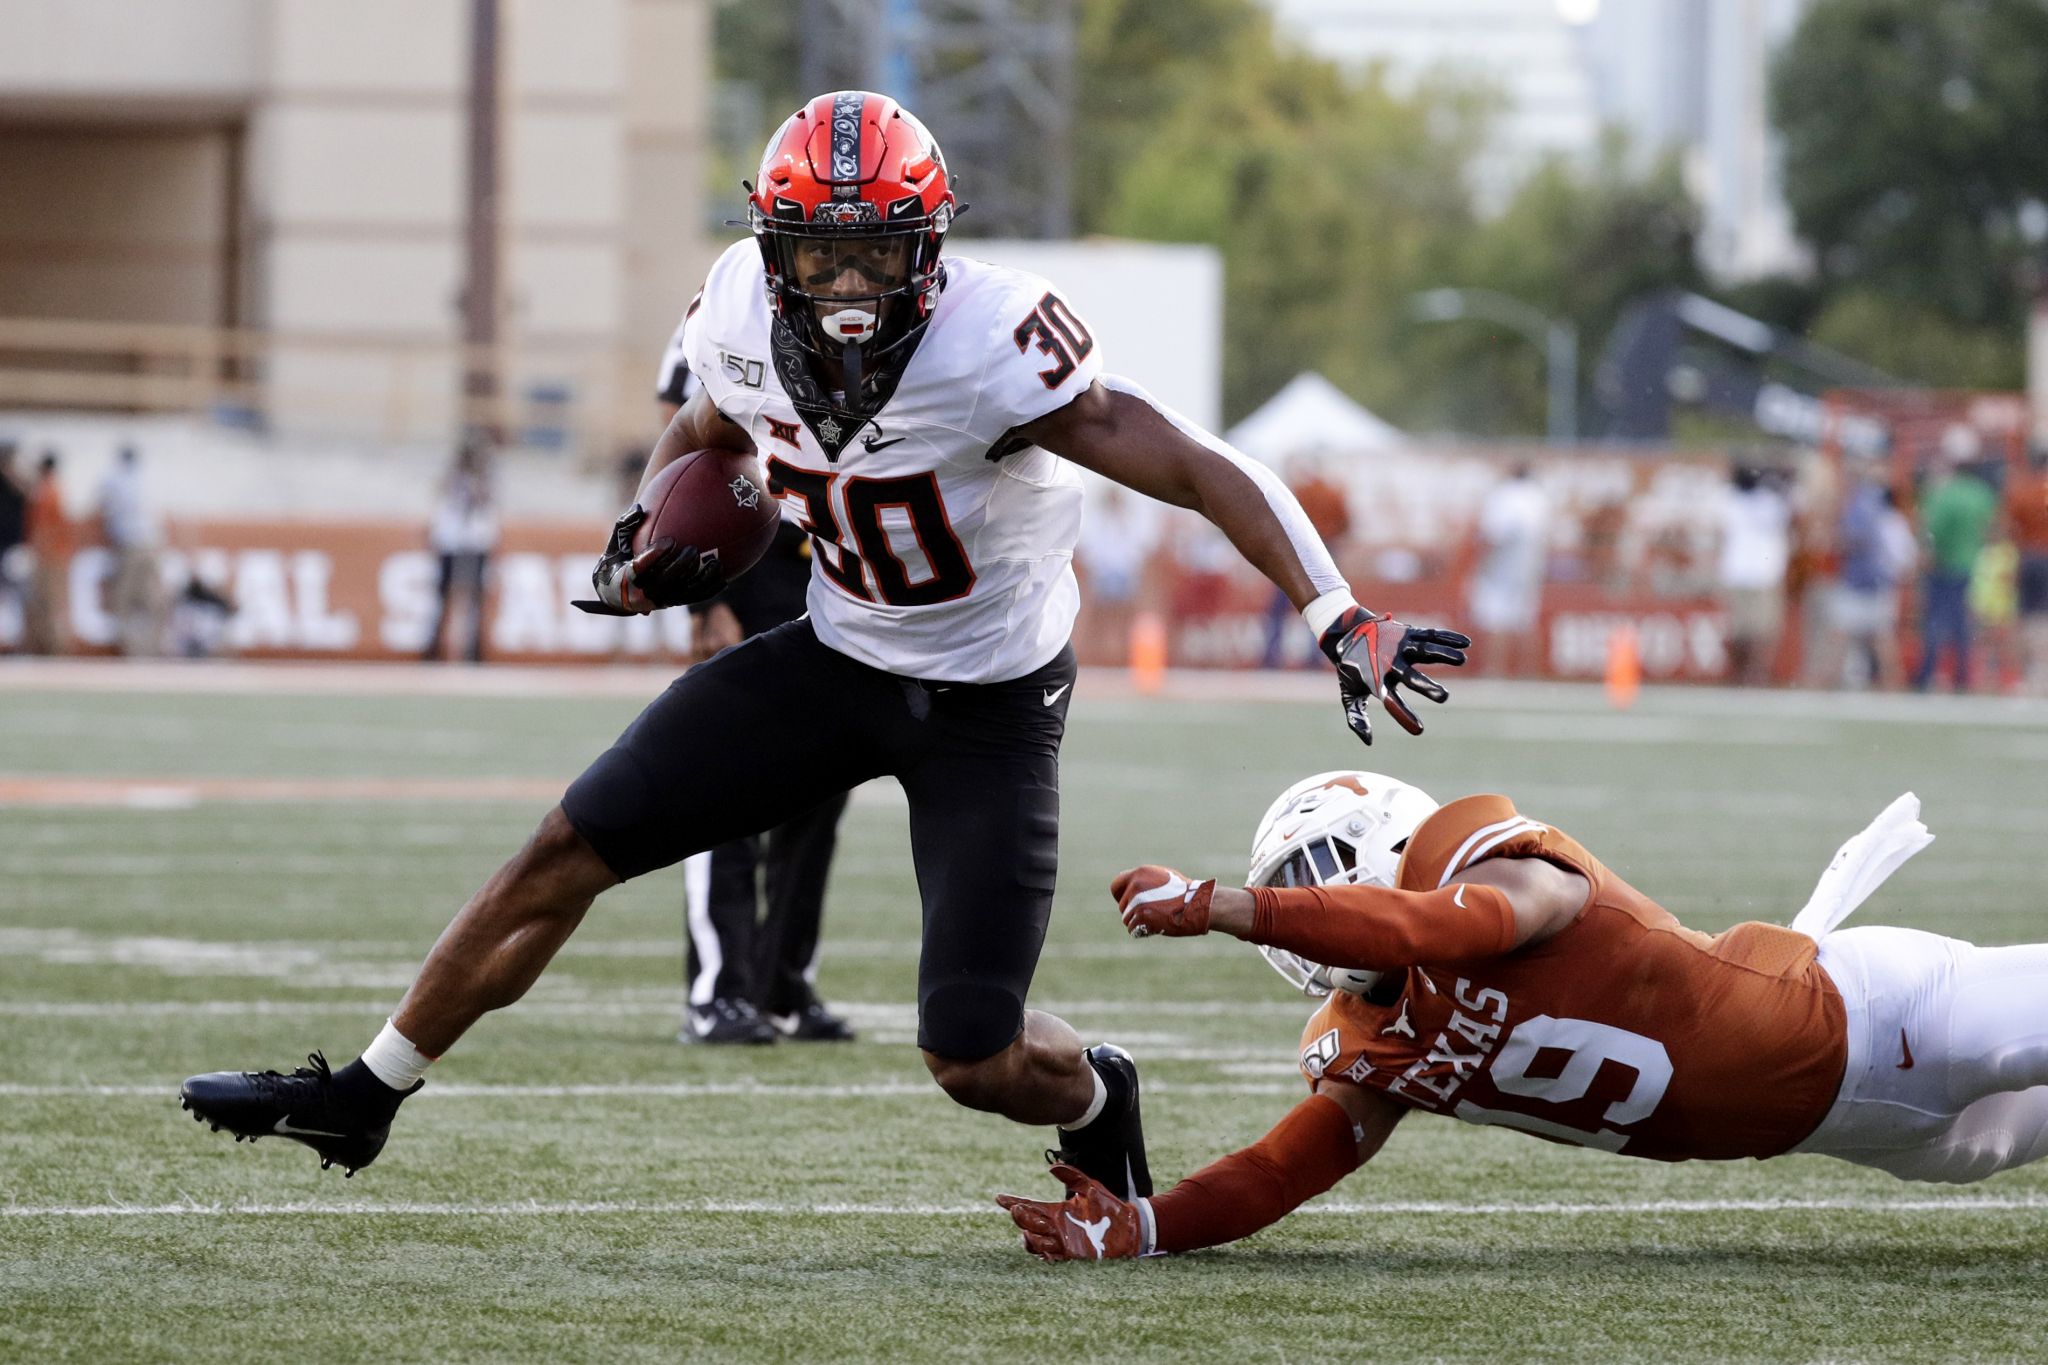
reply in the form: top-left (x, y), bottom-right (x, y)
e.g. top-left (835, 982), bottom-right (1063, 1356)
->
top-left (770, 1001), bottom-right (857, 1043)
top-left (1049, 1042), bottom-right (1153, 1201)
top-left (179, 1052), bottom-right (414, 1177)
top-left (681, 996), bottom-right (777, 1045)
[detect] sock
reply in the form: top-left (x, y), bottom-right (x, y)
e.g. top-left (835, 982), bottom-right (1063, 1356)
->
top-left (1067, 1068), bottom-right (1109, 1131)
top-left (1062, 1056), bottom-right (1128, 1134)
top-left (330, 1059), bottom-right (411, 1119)
top-left (356, 1019), bottom-right (435, 1094)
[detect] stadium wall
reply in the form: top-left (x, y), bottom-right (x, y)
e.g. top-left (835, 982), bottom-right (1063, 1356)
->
top-left (0, 444), bottom-right (1752, 680)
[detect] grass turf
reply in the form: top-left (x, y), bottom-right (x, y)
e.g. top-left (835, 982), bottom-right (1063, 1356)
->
top-left (2, 672), bottom-right (2046, 1362)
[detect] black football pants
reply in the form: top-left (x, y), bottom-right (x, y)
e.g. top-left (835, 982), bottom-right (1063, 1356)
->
top-left (562, 617), bottom-right (1075, 1060)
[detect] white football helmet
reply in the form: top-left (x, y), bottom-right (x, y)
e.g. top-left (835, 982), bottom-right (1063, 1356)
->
top-left (1246, 770), bottom-right (1439, 999)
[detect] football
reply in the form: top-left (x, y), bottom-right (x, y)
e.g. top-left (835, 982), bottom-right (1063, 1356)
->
top-left (635, 447), bottom-right (782, 589)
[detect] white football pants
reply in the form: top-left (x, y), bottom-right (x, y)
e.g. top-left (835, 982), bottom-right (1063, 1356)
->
top-left (1794, 925), bottom-right (2048, 1183)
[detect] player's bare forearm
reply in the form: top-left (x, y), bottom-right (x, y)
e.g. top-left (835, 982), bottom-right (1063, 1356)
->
top-left (1206, 885), bottom-right (1258, 938)
top-left (1020, 383), bottom-right (1333, 609)
top-left (634, 390), bottom-right (753, 500)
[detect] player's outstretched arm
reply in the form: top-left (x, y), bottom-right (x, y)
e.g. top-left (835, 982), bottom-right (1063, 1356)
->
top-left (1017, 379), bottom-right (1341, 609)
top-left (995, 1084), bottom-right (1400, 1260)
top-left (1017, 379), bottom-right (1469, 744)
top-left (1111, 860), bottom-right (1584, 966)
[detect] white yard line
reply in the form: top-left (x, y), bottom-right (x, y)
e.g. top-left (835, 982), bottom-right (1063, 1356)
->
top-left (2, 1080), bottom-right (1300, 1098)
top-left (8, 1195), bottom-right (2047, 1219)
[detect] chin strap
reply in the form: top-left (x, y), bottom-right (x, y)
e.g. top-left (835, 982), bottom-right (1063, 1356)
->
top-left (839, 336), bottom-right (865, 409)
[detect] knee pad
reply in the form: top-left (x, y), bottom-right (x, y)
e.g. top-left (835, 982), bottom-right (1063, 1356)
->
top-left (918, 982), bottom-right (1024, 1062)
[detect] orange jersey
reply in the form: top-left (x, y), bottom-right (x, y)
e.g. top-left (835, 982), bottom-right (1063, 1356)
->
top-left (1294, 795), bottom-right (1847, 1161)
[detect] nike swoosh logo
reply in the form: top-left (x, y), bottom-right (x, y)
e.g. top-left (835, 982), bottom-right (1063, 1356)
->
top-left (862, 435), bottom-right (905, 452)
top-left (1453, 885), bottom-right (1467, 909)
top-left (273, 1115), bottom-right (348, 1139)
top-left (1897, 1029), bottom-right (1914, 1070)
top-left (1042, 683), bottom-right (1071, 707)
top-left (1067, 1211), bottom-right (1112, 1259)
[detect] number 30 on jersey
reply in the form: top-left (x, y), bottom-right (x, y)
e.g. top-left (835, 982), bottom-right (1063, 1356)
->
top-left (766, 459), bottom-right (977, 607)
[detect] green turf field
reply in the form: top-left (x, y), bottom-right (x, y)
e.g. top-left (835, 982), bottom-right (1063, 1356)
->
top-left (3, 670), bottom-right (2047, 1362)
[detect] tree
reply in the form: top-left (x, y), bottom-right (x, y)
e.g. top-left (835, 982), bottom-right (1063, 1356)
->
top-left (1097, 43), bottom-right (1493, 422)
top-left (1771, 0), bottom-right (2048, 332)
top-left (1805, 290), bottom-right (2023, 388)
top-left (1071, 0), bottom-right (1278, 237)
top-left (1420, 136), bottom-right (1704, 436)
top-left (1080, 7), bottom-right (1709, 433)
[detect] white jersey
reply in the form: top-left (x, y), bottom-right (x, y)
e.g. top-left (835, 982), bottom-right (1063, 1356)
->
top-left (682, 239), bottom-right (1103, 683)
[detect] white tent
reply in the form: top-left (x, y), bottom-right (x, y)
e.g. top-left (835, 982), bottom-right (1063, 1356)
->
top-left (1224, 372), bottom-right (1406, 464)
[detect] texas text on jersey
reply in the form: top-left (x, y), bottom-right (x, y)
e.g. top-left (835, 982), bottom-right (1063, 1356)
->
top-left (1294, 795), bottom-right (1847, 1161)
top-left (682, 239), bottom-right (1099, 683)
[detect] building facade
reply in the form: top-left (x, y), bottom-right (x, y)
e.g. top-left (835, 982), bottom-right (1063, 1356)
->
top-left (0, 0), bottom-right (714, 447)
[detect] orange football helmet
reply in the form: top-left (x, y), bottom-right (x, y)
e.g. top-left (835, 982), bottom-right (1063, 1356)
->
top-left (746, 90), bottom-right (958, 398)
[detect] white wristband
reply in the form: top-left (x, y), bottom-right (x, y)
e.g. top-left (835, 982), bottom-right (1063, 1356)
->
top-left (1301, 589), bottom-right (1360, 641)
top-left (1136, 1195), bottom-right (1164, 1257)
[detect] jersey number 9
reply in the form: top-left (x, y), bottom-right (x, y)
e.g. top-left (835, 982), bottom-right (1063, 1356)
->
top-left (1454, 1015), bottom-right (1674, 1154)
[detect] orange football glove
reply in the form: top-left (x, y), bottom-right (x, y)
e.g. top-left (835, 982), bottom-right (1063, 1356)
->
top-left (995, 1163), bottom-right (1146, 1262)
top-left (1111, 865), bottom-right (1216, 938)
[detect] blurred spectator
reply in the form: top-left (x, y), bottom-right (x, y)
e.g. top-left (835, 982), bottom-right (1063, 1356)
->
top-left (1581, 496), bottom-right (1629, 592)
top-left (1260, 458), bottom-right (1351, 668)
top-left (22, 452), bottom-right (70, 655)
top-left (1789, 454), bottom-right (1842, 687)
top-left (0, 442), bottom-right (24, 646)
top-left (1971, 531), bottom-right (2019, 691)
top-left (1821, 473), bottom-right (1916, 690)
top-left (167, 573), bottom-right (236, 659)
top-left (1075, 484), bottom-right (1158, 667)
top-left (2009, 448), bottom-right (2048, 696)
top-left (421, 437), bottom-right (499, 663)
top-left (1465, 464), bottom-right (1551, 678)
top-left (1912, 433), bottom-right (1998, 692)
top-left (97, 445), bottom-right (163, 656)
top-left (1716, 464), bottom-right (1792, 687)
top-left (1644, 518), bottom-right (1702, 598)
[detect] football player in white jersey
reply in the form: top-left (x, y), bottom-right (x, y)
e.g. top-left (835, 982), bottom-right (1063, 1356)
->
top-left (180, 92), bottom-right (1471, 1199)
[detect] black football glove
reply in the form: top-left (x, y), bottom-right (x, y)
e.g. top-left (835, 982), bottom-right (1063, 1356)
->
top-left (571, 504), bottom-right (723, 615)
top-left (1318, 605), bottom-right (1472, 744)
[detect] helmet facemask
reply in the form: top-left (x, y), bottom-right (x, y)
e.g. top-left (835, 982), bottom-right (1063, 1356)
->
top-left (758, 225), bottom-right (938, 404)
top-left (1245, 771), bottom-right (1440, 1001)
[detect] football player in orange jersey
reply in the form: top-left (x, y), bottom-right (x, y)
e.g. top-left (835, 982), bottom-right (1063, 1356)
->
top-left (997, 772), bottom-right (2048, 1261)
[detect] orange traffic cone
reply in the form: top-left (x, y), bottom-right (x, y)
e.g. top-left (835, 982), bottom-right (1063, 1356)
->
top-left (1130, 611), bottom-right (1169, 695)
top-left (1605, 623), bottom-right (1640, 709)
